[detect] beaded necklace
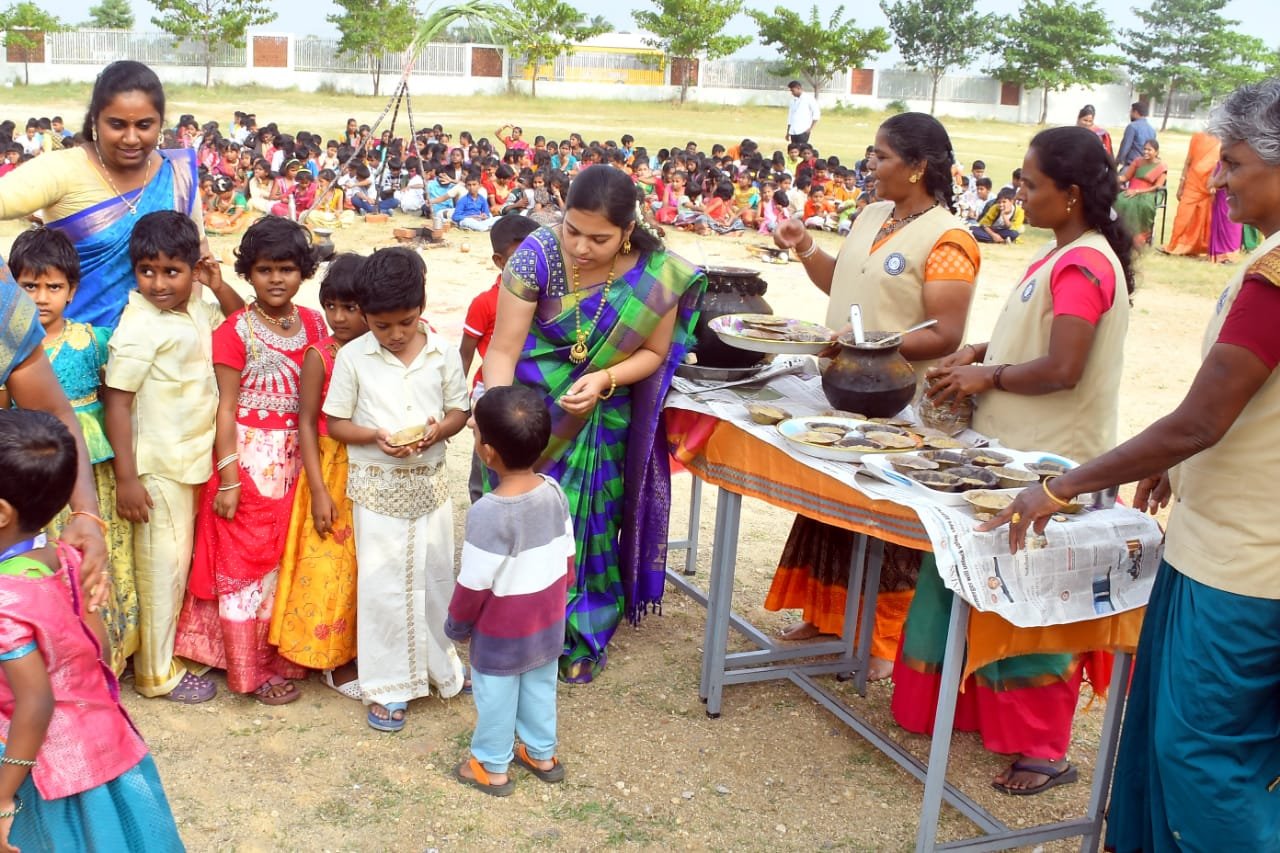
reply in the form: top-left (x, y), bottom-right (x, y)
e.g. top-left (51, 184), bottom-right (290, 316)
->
top-left (878, 204), bottom-right (938, 238)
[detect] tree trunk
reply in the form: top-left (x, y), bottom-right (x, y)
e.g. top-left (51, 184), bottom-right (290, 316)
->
top-left (1161, 80), bottom-right (1175, 131)
top-left (205, 59), bottom-right (212, 88)
top-left (929, 70), bottom-right (941, 115)
top-left (23, 59), bottom-right (29, 87)
top-left (373, 66), bottom-right (381, 97)
top-left (1040, 87), bottom-right (1050, 124)
top-left (680, 64), bottom-right (689, 104)
top-left (531, 67), bottom-right (538, 98)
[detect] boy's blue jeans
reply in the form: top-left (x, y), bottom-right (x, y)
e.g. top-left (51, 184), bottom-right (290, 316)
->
top-left (470, 659), bottom-right (558, 774)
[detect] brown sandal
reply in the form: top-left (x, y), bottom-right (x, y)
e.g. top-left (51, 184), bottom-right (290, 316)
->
top-left (253, 676), bottom-right (299, 706)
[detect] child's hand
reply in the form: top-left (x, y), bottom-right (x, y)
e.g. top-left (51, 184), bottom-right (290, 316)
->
top-left (196, 255), bottom-right (224, 291)
top-left (311, 489), bottom-right (337, 538)
top-left (116, 476), bottom-right (154, 524)
top-left (0, 803), bottom-right (17, 853)
top-left (375, 429), bottom-right (416, 459)
top-left (213, 485), bottom-right (240, 520)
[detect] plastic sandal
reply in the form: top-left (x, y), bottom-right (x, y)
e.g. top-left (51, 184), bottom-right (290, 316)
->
top-left (367, 701), bottom-right (407, 732)
top-left (253, 677), bottom-right (300, 706)
top-left (453, 758), bottom-right (514, 797)
top-left (164, 672), bottom-right (217, 704)
top-left (321, 668), bottom-right (362, 700)
top-left (992, 759), bottom-right (1079, 796)
top-left (514, 743), bottom-right (565, 783)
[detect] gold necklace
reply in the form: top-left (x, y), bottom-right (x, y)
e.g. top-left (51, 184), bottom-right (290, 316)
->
top-left (879, 204), bottom-right (937, 237)
top-left (569, 257), bottom-right (617, 364)
top-left (94, 145), bottom-right (153, 216)
top-left (253, 300), bottom-right (299, 331)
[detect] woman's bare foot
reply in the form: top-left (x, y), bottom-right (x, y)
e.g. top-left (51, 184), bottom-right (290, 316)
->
top-left (778, 621), bottom-right (826, 641)
top-left (867, 656), bottom-right (894, 682)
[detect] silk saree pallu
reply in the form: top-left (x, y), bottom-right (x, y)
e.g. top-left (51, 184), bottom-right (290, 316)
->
top-left (507, 227), bottom-right (704, 682)
top-left (45, 149), bottom-right (199, 329)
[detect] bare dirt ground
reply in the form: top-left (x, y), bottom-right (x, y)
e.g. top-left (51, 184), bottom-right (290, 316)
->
top-left (85, 218), bottom-right (1211, 853)
top-left (0, 88), bottom-right (1228, 850)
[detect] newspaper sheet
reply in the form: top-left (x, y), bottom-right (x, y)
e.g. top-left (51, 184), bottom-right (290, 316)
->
top-left (665, 368), bottom-right (1162, 628)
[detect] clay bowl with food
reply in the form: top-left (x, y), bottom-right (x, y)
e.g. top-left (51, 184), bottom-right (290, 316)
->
top-left (948, 465), bottom-right (1001, 491)
top-left (989, 466), bottom-right (1039, 490)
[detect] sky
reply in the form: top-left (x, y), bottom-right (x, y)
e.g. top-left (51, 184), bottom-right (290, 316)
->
top-left (40, 0), bottom-right (1280, 63)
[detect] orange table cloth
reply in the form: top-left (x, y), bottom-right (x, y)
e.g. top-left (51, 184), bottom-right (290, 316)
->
top-left (665, 409), bottom-right (1144, 682)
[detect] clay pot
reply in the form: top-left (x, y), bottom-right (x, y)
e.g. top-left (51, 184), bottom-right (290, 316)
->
top-left (821, 333), bottom-right (917, 418)
top-left (692, 266), bottom-right (773, 369)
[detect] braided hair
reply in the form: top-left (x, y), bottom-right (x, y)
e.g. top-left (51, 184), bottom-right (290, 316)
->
top-left (878, 112), bottom-right (958, 213)
top-left (1029, 126), bottom-right (1137, 296)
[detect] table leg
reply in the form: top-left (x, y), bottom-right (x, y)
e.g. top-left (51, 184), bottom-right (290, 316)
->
top-left (698, 485), bottom-right (728, 701)
top-left (851, 536), bottom-right (884, 696)
top-left (1079, 650), bottom-right (1133, 853)
top-left (915, 594), bottom-right (971, 853)
top-left (683, 476), bottom-right (704, 576)
top-left (702, 489), bottom-right (742, 718)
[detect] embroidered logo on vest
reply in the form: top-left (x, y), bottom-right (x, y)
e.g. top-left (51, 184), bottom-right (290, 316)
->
top-left (884, 253), bottom-right (907, 276)
top-left (1020, 280), bottom-right (1036, 302)
top-left (1215, 285), bottom-right (1230, 314)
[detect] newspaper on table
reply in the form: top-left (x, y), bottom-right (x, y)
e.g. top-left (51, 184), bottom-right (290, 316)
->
top-left (665, 365), bottom-right (1162, 628)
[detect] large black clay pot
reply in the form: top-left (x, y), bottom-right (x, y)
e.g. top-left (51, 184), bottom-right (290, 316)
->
top-left (821, 333), bottom-right (917, 418)
top-left (692, 266), bottom-right (772, 369)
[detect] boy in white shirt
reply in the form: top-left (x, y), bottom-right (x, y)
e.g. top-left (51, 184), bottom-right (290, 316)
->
top-left (324, 247), bottom-right (468, 732)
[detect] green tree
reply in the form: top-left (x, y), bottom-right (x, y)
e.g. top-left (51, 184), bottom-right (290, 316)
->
top-left (633, 0), bottom-right (751, 104)
top-left (328, 0), bottom-right (419, 97)
top-left (151, 0), bottom-right (276, 88)
top-left (988, 0), bottom-right (1119, 124)
top-left (880, 0), bottom-right (995, 115)
top-left (1123, 0), bottom-right (1248, 130)
top-left (86, 0), bottom-right (134, 29)
top-left (0, 2), bottom-right (65, 86)
top-left (750, 4), bottom-right (889, 98)
top-left (504, 0), bottom-right (610, 98)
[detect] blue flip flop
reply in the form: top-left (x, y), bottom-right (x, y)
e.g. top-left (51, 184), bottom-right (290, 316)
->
top-left (367, 701), bottom-right (408, 733)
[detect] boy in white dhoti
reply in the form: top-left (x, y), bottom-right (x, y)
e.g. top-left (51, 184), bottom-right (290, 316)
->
top-left (323, 246), bottom-right (468, 732)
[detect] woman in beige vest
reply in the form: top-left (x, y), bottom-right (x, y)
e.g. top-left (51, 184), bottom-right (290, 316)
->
top-left (763, 113), bottom-right (979, 679)
top-left (906, 125), bottom-right (1137, 795)
top-left (986, 80), bottom-right (1280, 849)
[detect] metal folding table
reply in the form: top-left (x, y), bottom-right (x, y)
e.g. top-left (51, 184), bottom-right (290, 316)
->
top-left (664, 421), bottom-right (1133, 852)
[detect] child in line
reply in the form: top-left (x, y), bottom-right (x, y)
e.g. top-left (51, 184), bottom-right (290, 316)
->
top-left (447, 386), bottom-right (575, 797)
top-left (758, 189), bottom-right (792, 234)
top-left (803, 185), bottom-right (836, 231)
top-left (104, 210), bottom-right (244, 703)
top-left (10, 227), bottom-right (139, 677)
top-left (971, 187), bottom-right (1025, 244)
top-left (0, 410), bottom-right (185, 852)
top-left (175, 217), bottom-right (327, 705)
top-left (324, 247), bottom-right (468, 732)
top-left (454, 177), bottom-right (495, 231)
top-left (269, 254), bottom-right (368, 698)
top-left (460, 214), bottom-right (540, 503)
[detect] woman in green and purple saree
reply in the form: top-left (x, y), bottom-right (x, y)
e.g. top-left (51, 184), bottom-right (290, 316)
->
top-left (0, 61), bottom-right (202, 330)
top-left (484, 165), bottom-right (706, 683)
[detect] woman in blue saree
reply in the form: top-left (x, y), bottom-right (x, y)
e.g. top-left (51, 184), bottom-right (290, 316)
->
top-left (0, 61), bottom-right (201, 330)
top-left (484, 166), bottom-right (706, 683)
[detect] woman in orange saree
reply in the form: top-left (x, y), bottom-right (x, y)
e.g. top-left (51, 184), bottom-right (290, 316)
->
top-left (1161, 131), bottom-right (1219, 257)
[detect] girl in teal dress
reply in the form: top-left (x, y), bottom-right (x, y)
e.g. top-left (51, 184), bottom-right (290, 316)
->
top-left (10, 229), bottom-right (139, 675)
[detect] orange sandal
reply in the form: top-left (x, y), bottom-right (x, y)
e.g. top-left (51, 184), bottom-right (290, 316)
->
top-left (452, 757), bottom-right (514, 797)
top-left (514, 743), bottom-right (565, 783)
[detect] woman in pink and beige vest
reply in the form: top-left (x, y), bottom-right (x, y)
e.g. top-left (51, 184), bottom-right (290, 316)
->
top-left (764, 113), bottom-right (979, 680)
top-left (985, 80), bottom-right (1280, 850)
top-left (919, 125), bottom-right (1136, 795)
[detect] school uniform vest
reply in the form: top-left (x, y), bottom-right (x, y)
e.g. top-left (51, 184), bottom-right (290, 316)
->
top-left (828, 202), bottom-right (965, 384)
top-left (1166, 230), bottom-right (1280, 598)
top-left (972, 231), bottom-right (1128, 463)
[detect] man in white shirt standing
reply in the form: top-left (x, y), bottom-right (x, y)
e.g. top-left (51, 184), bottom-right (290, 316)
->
top-left (785, 80), bottom-right (820, 146)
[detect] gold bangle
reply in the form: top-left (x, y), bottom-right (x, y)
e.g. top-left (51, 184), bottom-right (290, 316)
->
top-left (599, 369), bottom-right (617, 400)
top-left (1041, 476), bottom-right (1074, 509)
top-left (68, 511), bottom-right (108, 533)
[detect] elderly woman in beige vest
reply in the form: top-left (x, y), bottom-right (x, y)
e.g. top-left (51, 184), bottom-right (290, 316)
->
top-left (913, 125), bottom-right (1136, 795)
top-left (763, 113), bottom-right (979, 679)
top-left (985, 80), bottom-right (1280, 849)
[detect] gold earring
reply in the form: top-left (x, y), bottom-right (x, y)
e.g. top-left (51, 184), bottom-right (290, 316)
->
top-left (909, 173), bottom-right (921, 184)
top-left (1066, 199), bottom-right (1075, 214)
top-left (623, 238), bottom-right (632, 254)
